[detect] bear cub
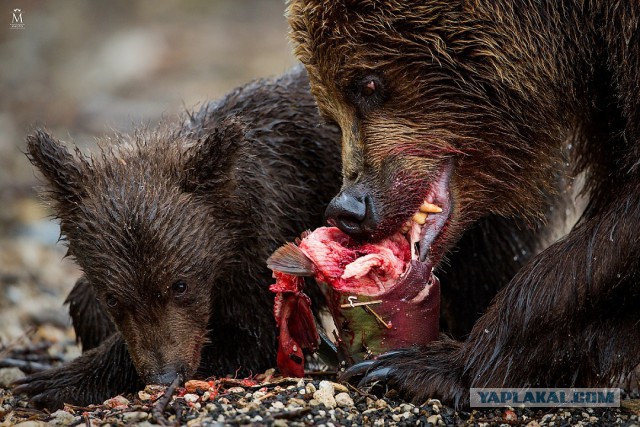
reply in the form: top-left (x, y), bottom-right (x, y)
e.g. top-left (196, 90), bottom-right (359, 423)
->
top-left (14, 67), bottom-right (341, 409)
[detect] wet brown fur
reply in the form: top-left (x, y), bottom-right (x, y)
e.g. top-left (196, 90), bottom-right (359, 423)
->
top-left (16, 67), bottom-right (342, 408)
top-left (288, 0), bottom-right (640, 406)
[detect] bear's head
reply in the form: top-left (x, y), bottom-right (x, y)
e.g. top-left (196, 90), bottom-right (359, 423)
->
top-left (27, 117), bottom-right (250, 385)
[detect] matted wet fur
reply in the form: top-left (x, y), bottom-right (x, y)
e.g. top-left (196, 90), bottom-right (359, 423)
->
top-left (287, 0), bottom-right (640, 406)
top-left (14, 67), bottom-right (341, 409)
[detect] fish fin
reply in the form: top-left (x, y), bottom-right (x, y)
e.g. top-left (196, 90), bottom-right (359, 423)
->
top-left (294, 229), bottom-right (312, 245)
top-left (267, 242), bottom-right (315, 276)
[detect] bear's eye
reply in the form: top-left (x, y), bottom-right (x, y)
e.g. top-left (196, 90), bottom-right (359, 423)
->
top-left (105, 294), bottom-right (118, 308)
top-left (171, 281), bottom-right (188, 297)
top-left (347, 74), bottom-right (387, 114)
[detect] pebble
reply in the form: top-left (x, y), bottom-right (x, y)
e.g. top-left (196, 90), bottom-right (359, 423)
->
top-left (331, 382), bottom-right (349, 393)
top-left (227, 386), bottom-right (245, 394)
top-left (13, 422), bottom-right (49, 427)
top-left (375, 399), bottom-right (388, 409)
top-left (49, 410), bottom-right (78, 426)
top-left (0, 367), bottom-right (25, 387)
top-left (313, 388), bottom-right (337, 409)
top-left (122, 411), bottom-right (148, 423)
top-left (305, 382), bottom-right (317, 394)
top-left (183, 393), bottom-right (199, 403)
top-left (318, 380), bottom-right (335, 395)
top-left (427, 413), bottom-right (443, 426)
top-left (103, 395), bottom-right (129, 409)
top-left (335, 392), bottom-right (354, 408)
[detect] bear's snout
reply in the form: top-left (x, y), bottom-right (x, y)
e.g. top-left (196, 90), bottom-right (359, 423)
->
top-left (325, 183), bottom-right (379, 240)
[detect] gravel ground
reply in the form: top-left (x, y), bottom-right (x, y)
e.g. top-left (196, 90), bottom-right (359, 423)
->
top-left (1, 2), bottom-right (640, 426)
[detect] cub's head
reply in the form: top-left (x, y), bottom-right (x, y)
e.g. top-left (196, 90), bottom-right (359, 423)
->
top-left (287, 0), bottom-right (559, 272)
top-left (27, 119), bottom-right (247, 385)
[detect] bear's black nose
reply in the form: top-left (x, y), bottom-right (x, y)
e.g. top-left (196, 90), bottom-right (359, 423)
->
top-left (325, 184), bottom-right (378, 240)
top-left (148, 367), bottom-right (181, 386)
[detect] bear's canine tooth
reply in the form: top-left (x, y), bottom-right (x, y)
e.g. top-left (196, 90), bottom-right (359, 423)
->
top-left (419, 202), bottom-right (443, 213)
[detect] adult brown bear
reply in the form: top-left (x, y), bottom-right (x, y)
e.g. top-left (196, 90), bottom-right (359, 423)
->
top-left (287, 0), bottom-right (640, 406)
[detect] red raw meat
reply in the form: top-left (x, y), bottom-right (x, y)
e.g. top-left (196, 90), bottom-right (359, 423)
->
top-left (268, 227), bottom-right (440, 377)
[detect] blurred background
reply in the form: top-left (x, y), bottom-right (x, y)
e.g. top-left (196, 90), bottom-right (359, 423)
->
top-left (0, 0), bottom-right (296, 351)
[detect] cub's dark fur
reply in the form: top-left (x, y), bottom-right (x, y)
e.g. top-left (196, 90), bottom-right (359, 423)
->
top-left (16, 67), bottom-right (341, 408)
top-left (288, 0), bottom-right (640, 406)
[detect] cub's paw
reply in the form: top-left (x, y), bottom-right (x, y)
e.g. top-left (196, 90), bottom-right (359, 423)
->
top-left (12, 365), bottom-right (97, 409)
top-left (340, 339), bottom-right (468, 407)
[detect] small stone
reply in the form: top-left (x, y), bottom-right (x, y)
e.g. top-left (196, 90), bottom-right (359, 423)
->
top-left (309, 399), bottom-right (321, 406)
top-left (122, 412), bottom-right (148, 423)
top-left (271, 401), bottom-right (285, 410)
top-left (227, 386), bottom-right (245, 394)
top-left (201, 391), bottom-right (211, 401)
top-left (374, 399), bottom-right (388, 409)
top-left (305, 383), bottom-right (317, 394)
top-left (504, 409), bottom-right (517, 421)
top-left (0, 367), bottom-right (25, 387)
top-left (183, 393), bottom-right (199, 403)
top-left (334, 392), bottom-right (354, 408)
top-left (314, 388), bottom-right (337, 409)
top-left (399, 403), bottom-right (414, 412)
top-left (49, 410), bottom-right (78, 426)
top-left (273, 421), bottom-right (288, 427)
top-left (103, 395), bottom-right (129, 409)
top-left (252, 391), bottom-right (266, 400)
top-left (13, 422), bottom-right (49, 427)
top-left (392, 414), bottom-right (401, 422)
top-left (525, 421), bottom-right (540, 427)
top-left (331, 382), bottom-right (349, 393)
top-left (542, 414), bottom-right (555, 423)
top-left (288, 398), bottom-right (306, 407)
top-left (138, 390), bottom-right (152, 401)
top-left (427, 414), bottom-right (442, 426)
top-left (296, 378), bottom-right (305, 388)
top-left (319, 409), bottom-right (327, 417)
top-left (318, 380), bottom-right (335, 395)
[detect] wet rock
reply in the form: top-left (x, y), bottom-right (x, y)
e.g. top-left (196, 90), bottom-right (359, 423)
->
top-left (0, 367), bottom-right (25, 387)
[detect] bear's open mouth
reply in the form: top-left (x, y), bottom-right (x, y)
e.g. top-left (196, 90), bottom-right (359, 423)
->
top-left (397, 161), bottom-right (453, 270)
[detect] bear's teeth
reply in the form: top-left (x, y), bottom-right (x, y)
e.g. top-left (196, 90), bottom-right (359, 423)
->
top-left (412, 212), bottom-right (427, 225)
top-left (419, 201), bottom-right (442, 213)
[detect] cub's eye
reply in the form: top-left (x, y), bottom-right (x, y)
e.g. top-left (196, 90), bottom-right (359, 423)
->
top-left (347, 74), bottom-right (387, 114)
top-left (171, 281), bottom-right (188, 296)
top-left (105, 294), bottom-right (118, 308)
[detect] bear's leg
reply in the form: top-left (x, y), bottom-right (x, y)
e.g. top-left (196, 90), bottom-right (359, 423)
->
top-left (66, 276), bottom-right (117, 351)
top-left (344, 181), bottom-right (640, 406)
top-left (12, 333), bottom-right (142, 409)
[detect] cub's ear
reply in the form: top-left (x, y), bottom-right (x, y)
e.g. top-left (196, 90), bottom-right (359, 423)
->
top-left (182, 116), bottom-right (247, 195)
top-left (26, 130), bottom-right (87, 209)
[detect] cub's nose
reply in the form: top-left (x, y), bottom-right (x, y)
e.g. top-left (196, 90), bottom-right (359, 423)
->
top-left (325, 184), bottom-right (379, 240)
top-left (147, 366), bottom-right (182, 385)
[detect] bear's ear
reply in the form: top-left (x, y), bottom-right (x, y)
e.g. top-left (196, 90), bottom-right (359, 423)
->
top-left (182, 116), bottom-right (247, 195)
top-left (26, 130), bottom-right (87, 209)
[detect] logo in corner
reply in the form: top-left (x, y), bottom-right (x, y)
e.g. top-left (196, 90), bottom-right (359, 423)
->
top-left (11, 8), bottom-right (24, 29)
